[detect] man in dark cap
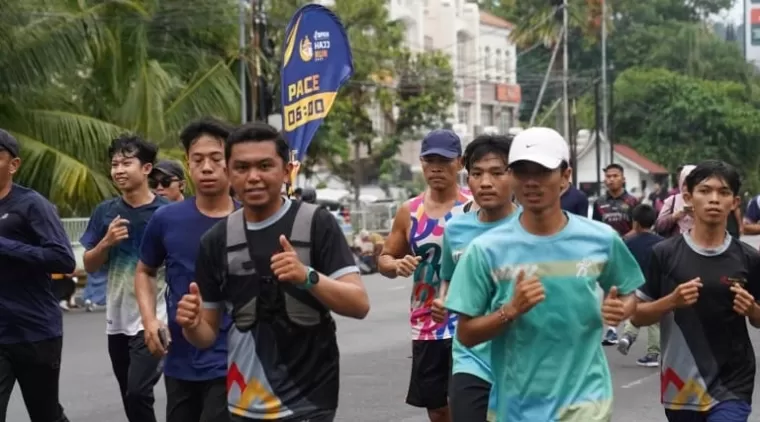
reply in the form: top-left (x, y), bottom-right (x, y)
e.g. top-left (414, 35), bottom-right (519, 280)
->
top-left (150, 159), bottom-right (186, 202)
top-left (0, 129), bottom-right (75, 421)
top-left (379, 129), bottom-right (472, 422)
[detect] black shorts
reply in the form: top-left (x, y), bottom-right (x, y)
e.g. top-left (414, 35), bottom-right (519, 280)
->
top-left (450, 372), bottom-right (491, 422)
top-left (405, 339), bottom-right (452, 410)
top-left (165, 375), bottom-right (229, 422)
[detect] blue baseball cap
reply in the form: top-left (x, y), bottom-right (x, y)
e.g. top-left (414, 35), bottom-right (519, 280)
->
top-left (0, 129), bottom-right (19, 158)
top-left (420, 129), bottom-right (462, 159)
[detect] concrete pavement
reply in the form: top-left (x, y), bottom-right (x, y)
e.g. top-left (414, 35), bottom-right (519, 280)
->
top-left (7, 236), bottom-right (760, 421)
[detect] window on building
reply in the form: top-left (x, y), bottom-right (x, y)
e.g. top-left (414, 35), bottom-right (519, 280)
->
top-left (495, 49), bottom-right (502, 74)
top-left (499, 107), bottom-right (513, 133)
top-left (424, 35), bottom-right (433, 52)
top-left (504, 49), bottom-right (513, 82)
top-left (458, 103), bottom-right (471, 127)
top-left (456, 34), bottom-right (467, 76)
top-left (481, 105), bottom-right (494, 127)
top-left (484, 47), bottom-right (491, 70)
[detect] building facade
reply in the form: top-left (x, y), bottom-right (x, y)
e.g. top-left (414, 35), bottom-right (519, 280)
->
top-left (393, 0), bottom-right (521, 171)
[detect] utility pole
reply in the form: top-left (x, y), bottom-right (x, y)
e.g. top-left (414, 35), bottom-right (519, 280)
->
top-left (238, 0), bottom-right (247, 123)
top-left (570, 98), bottom-right (578, 186)
top-left (250, 0), bottom-right (260, 122)
top-left (562, 0), bottom-right (570, 143)
top-left (594, 78), bottom-right (602, 195)
top-left (601, 0), bottom-right (609, 154)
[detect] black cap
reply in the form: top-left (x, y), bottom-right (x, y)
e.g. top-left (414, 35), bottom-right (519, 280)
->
top-left (420, 129), bottom-right (462, 159)
top-left (152, 160), bottom-right (185, 180)
top-left (0, 129), bottom-right (19, 158)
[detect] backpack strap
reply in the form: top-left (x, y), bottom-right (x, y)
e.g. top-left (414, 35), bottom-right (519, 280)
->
top-left (225, 208), bottom-right (254, 291)
top-left (290, 202), bottom-right (318, 266)
top-left (283, 202), bottom-right (331, 325)
top-left (463, 201), bottom-right (473, 213)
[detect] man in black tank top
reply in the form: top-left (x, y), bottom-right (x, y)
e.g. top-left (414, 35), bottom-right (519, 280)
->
top-left (175, 122), bottom-right (369, 422)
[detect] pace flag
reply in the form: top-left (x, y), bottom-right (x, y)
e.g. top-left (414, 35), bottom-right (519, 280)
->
top-left (281, 4), bottom-right (354, 192)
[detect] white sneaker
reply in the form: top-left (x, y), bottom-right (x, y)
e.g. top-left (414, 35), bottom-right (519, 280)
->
top-left (59, 300), bottom-right (70, 311)
top-left (84, 299), bottom-right (93, 312)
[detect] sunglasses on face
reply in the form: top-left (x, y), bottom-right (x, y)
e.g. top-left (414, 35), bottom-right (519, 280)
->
top-left (149, 177), bottom-right (179, 189)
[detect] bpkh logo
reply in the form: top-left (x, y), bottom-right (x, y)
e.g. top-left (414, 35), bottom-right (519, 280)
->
top-left (300, 34), bottom-right (330, 62)
top-left (299, 36), bottom-right (313, 62)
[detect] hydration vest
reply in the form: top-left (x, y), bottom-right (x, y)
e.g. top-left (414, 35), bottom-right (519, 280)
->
top-left (224, 202), bottom-right (333, 332)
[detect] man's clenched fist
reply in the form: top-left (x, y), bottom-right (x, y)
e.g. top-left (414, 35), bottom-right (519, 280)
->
top-left (506, 270), bottom-right (545, 317)
top-left (176, 282), bottom-right (203, 329)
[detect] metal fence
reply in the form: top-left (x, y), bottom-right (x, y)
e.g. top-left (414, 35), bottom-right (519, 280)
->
top-left (61, 203), bottom-right (399, 245)
top-left (348, 202), bottom-right (397, 234)
top-left (62, 218), bottom-right (89, 246)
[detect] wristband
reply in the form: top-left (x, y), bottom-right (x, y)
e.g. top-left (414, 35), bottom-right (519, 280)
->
top-left (498, 305), bottom-right (514, 325)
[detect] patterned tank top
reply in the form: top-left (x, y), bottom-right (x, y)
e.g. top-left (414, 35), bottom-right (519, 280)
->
top-left (408, 188), bottom-right (472, 340)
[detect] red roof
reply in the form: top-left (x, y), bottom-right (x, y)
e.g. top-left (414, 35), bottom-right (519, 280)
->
top-left (480, 11), bottom-right (513, 29)
top-left (613, 144), bottom-right (668, 174)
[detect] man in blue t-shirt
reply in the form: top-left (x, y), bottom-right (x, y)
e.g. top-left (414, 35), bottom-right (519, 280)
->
top-left (431, 134), bottom-right (518, 422)
top-left (560, 182), bottom-right (589, 217)
top-left (617, 204), bottom-right (664, 367)
top-left (136, 118), bottom-right (235, 422)
top-left (81, 135), bottom-right (170, 422)
top-left (446, 128), bottom-right (644, 422)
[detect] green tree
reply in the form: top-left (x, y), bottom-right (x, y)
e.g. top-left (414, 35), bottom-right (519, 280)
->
top-left (611, 68), bottom-right (760, 191)
top-left (0, 0), bottom-right (241, 216)
top-left (267, 0), bottom-right (455, 187)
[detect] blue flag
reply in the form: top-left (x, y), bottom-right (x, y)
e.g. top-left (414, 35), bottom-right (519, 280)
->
top-left (281, 4), bottom-right (354, 162)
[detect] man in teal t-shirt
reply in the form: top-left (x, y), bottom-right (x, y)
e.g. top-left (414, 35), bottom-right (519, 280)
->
top-left (431, 134), bottom-right (517, 422)
top-left (446, 128), bottom-right (644, 422)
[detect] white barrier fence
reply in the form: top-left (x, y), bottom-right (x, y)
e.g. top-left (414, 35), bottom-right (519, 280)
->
top-left (61, 205), bottom-right (397, 245)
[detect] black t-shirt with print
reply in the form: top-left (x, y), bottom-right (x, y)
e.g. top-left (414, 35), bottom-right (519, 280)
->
top-left (195, 200), bottom-right (358, 420)
top-left (637, 234), bottom-right (760, 409)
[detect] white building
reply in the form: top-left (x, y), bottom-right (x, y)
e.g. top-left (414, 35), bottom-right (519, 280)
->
top-left (393, 0), bottom-right (521, 171)
top-left (574, 130), bottom-right (669, 197)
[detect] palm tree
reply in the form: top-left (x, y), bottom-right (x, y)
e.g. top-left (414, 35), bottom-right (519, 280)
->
top-left (0, 0), bottom-right (242, 216)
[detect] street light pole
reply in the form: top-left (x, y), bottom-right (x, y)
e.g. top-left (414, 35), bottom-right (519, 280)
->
top-left (601, 0), bottom-right (609, 159)
top-left (238, 0), bottom-right (247, 123)
top-left (562, 0), bottom-right (570, 144)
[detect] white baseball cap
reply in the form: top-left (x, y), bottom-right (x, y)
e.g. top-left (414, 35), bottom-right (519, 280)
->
top-left (508, 127), bottom-right (570, 169)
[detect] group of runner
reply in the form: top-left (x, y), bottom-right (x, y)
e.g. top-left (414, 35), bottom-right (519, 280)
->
top-left (379, 127), bottom-right (760, 422)
top-left (0, 120), bottom-right (759, 422)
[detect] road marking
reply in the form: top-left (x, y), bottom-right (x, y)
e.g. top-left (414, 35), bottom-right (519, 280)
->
top-left (620, 372), bottom-right (658, 389)
top-left (389, 285), bottom-right (406, 291)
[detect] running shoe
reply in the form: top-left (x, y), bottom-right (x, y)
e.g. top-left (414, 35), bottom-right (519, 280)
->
top-left (602, 327), bottom-right (618, 346)
top-left (59, 300), bottom-right (70, 312)
top-left (636, 353), bottom-right (660, 367)
top-left (617, 333), bottom-right (636, 355)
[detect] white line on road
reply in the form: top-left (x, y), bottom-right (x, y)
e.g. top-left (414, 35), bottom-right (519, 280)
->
top-left (389, 285), bottom-right (406, 291)
top-left (620, 372), bottom-right (658, 389)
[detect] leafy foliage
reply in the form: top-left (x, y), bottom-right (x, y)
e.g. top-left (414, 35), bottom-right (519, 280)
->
top-left (483, 0), bottom-right (760, 188)
top-left (612, 68), bottom-right (760, 192)
top-left (0, 0), bottom-right (241, 216)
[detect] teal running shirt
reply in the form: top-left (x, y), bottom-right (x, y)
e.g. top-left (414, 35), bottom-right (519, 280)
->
top-left (446, 212), bottom-right (644, 422)
top-left (441, 208), bottom-right (518, 383)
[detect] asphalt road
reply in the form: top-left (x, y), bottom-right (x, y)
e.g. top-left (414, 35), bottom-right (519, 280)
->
top-left (8, 236), bottom-right (760, 422)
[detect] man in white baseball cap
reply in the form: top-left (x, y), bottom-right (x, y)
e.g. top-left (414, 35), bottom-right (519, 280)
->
top-left (448, 127), bottom-right (643, 421)
top-left (508, 127), bottom-right (570, 170)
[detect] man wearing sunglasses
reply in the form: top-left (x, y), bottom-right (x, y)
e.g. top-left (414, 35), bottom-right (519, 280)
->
top-left (151, 160), bottom-right (186, 202)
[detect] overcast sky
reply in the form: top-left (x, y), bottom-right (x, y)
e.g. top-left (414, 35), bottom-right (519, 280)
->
top-left (724, 0), bottom-right (744, 23)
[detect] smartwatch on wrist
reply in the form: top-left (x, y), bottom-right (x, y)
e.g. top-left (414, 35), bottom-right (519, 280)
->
top-left (300, 266), bottom-right (320, 290)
